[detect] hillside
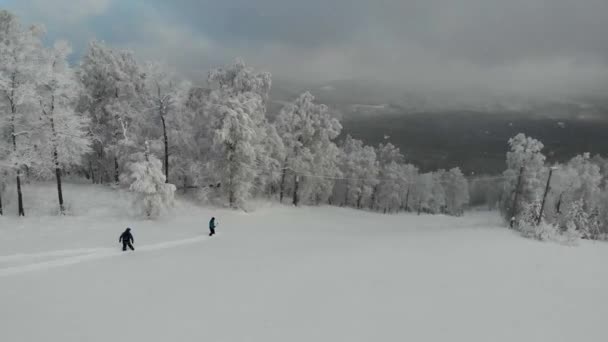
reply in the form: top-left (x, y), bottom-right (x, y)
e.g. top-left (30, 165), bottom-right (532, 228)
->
top-left (1, 183), bottom-right (607, 341)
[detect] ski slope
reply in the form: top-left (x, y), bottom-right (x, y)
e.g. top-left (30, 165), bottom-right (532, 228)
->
top-left (0, 183), bottom-right (607, 342)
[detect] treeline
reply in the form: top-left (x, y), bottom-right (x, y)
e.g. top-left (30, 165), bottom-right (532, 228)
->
top-left (0, 10), bottom-right (469, 217)
top-left (500, 133), bottom-right (608, 241)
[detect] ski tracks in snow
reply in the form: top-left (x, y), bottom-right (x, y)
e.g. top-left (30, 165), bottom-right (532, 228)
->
top-left (0, 235), bottom-right (210, 277)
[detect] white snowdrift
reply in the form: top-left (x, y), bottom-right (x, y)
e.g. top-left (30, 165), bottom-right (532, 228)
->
top-left (0, 183), bottom-right (607, 342)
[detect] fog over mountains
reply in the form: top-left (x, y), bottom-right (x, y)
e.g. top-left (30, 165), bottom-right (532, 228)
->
top-left (270, 79), bottom-right (608, 174)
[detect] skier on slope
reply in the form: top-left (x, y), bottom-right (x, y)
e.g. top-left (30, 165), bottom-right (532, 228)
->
top-left (209, 217), bottom-right (217, 236)
top-left (119, 228), bottom-right (135, 251)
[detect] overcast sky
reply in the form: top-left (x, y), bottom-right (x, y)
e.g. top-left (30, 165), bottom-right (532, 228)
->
top-left (3, 0), bottom-right (608, 97)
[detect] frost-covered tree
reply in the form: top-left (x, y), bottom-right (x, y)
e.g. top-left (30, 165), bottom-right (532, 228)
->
top-left (517, 199), bottom-right (543, 238)
top-left (400, 164), bottom-right (419, 212)
top-left (79, 41), bottom-right (145, 184)
top-left (546, 154), bottom-right (602, 231)
top-left (567, 153), bottom-right (601, 211)
top-left (207, 91), bottom-right (264, 208)
top-left (500, 134), bottom-right (546, 224)
top-left (338, 135), bottom-right (378, 208)
top-left (301, 141), bottom-right (342, 205)
top-left (441, 167), bottom-right (469, 216)
top-left (127, 141), bottom-right (176, 218)
top-left (596, 190), bottom-right (608, 238)
top-left (35, 41), bottom-right (92, 214)
top-left (376, 161), bottom-right (405, 213)
top-left (372, 142), bottom-right (404, 210)
top-left (411, 172), bottom-right (434, 214)
top-left (208, 58), bottom-right (271, 101)
top-left (562, 199), bottom-right (599, 239)
top-left (170, 86), bottom-right (212, 191)
top-left (275, 91), bottom-right (342, 206)
top-left (142, 62), bottom-right (189, 183)
top-left (253, 123), bottom-right (285, 198)
top-left (0, 10), bottom-right (44, 216)
top-left (429, 171), bottom-right (447, 214)
top-left (205, 59), bottom-right (273, 209)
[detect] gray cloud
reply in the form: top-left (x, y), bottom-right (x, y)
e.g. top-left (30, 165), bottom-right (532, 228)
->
top-left (5, 0), bottom-right (608, 97)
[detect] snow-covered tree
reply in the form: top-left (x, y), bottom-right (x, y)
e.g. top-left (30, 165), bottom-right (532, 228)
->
top-left (441, 167), bottom-right (469, 216)
top-left (546, 154), bottom-right (602, 231)
top-left (301, 141), bottom-right (341, 205)
top-left (372, 142), bottom-right (404, 210)
top-left (517, 199), bottom-right (543, 238)
top-left (0, 10), bottom-right (44, 216)
top-left (500, 134), bottom-right (546, 224)
top-left (253, 123), bottom-right (285, 198)
top-left (205, 59), bottom-right (273, 209)
top-left (516, 199), bottom-right (578, 243)
top-left (338, 135), bottom-right (378, 208)
top-left (34, 41), bottom-right (92, 214)
top-left (207, 91), bottom-right (264, 208)
top-left (142, 62), bottom-right (190, 184)
top-left (596, 189), bottom-right (608, 238)
top-left (275, 91), bottom-right (342, 206)
top-left (375, 161), bottom-right (404, 213)
top-left (127, 141), bottom-right (176, 218)
top-left (429, 171), bottom-right (447, 214)
top-left (79, 41), bottom-right (145, 184)
top-left (567, 153), bottom-right (602, 211)
top-left (562, 199), bottom-right (598, 239)
top-left (411, 172), bottom-right (435, 215)
top-left (207, 58), bottom-right (271, 101)
top-left (171, 86), bottom-right (212, 191)
top-left (400, 164), bottom-right (419, 212)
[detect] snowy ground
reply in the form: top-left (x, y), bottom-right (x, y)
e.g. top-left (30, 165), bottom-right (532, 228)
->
top-left (1, 183), bottom-right (607, 342)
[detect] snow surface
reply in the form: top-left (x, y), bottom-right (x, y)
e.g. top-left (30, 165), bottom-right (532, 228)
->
top-left (1, 183), bottom-right (607, 342)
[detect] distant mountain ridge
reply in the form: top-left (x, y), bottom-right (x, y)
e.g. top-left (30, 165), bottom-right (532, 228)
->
top-left (270, 79), bottom-right (608, 174)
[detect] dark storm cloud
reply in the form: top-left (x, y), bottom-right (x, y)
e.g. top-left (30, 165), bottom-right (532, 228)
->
top-left (5, 0), bottom-right (608, 96)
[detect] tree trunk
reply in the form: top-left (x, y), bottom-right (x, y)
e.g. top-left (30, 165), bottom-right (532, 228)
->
top-left (356, 192), bottom-right (363, 209)
top-left (228, 145), bottom-right (236, 208)
top-left (279, 158), bottom-right (288, 203)
top-left (343, 187), bottom-right (349, 207)
top-left (16, 171), bottom-right (24, 217)
top-left (510, 166), bottom-right (525, 228)
top-left (417, 199), bottom-right (422, 216)
top-left (370, 186), bottom-right (378, 210)
top-left (0, 184), bottom-right (3, 216)
top-left (53, 145), bottom-right (65, 214)
top-left (292, 174), bottom-right (300, 206)
top-left (536, 168), bottom-right (554, 226)
top-left (556, 192), bottom-right (564, 214)
top-left (405, 188), bottom-right (410, 212)
top-left (48, 109), bottom-right (65, 215)
top-left (161, 116), bottom-right (169, 183)
top-left (11, 111), bottom-right (24, 216)
top-left (55, 165), bottom-right (64, 215)
top-left (9, 77), bottom-right (24, 216)
top-left (97, 143), bottom-right (104, 184)
top-left (89, 160), bottom-right (95, 184)
top-left (114, 157), bottom-right (119, 183)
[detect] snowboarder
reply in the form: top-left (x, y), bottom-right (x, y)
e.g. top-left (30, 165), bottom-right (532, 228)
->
top-left (119, 228), bottom-right (135, 251)
top-left (209, 217), bottom-right (216, 236)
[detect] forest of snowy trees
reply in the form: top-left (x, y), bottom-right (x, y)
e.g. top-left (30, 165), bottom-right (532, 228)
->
top-left (497, 133), bottom-right (608, 241)
top-left (2, 9), bottom-right (608, 243)
top-left (0, 10), bottom-right (470, 218)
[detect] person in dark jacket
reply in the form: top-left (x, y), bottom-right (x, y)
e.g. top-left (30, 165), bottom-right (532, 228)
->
top-left (119, 228), bottom-right (135, 251)
top-left (209, 217), bottom-right (216, 236)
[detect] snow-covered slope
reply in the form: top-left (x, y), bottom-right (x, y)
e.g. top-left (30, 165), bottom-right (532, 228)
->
top-left (0, 183), bottom-right (607, 342)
